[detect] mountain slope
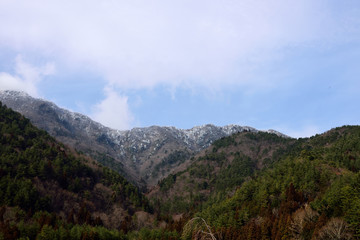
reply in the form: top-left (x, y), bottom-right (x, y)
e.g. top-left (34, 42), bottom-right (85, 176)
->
top-left (0, 90), bottom-right (287, 189)
top-left (179, 125), bottom-right (360, 239)
top-left (148, 131), bottom-right (296, 216)
top-left (1, 94), bottom-right (359, 239)
top-left (0, 101), bottom-right (153, 239)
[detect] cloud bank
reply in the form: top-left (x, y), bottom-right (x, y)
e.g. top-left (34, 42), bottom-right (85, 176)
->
top-left (1, 0), bottom-right (356, 91)
top-left (0, 1), bottom-right (359, 131)
top-left (0, 55), bottom-right (55, 96)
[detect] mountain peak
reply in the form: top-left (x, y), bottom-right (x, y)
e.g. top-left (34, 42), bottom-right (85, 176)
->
top-left (0, 90), bottom-right (289, 188)
top-left (0, 89), bottom-right (31, 98)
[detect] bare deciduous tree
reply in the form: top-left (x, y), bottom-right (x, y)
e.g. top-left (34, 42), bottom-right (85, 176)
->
top-left (289, 204), bottom-right (319, 240)
top-left (318, 218), bottom-right (353, 240)
top-left (182, 217), bottom-right (216, 240)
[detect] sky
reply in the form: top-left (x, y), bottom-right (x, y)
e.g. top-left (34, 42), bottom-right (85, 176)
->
top-left (0, 0), bottom-right (359, 138)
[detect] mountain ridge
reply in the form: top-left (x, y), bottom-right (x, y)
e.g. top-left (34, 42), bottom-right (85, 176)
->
top-left (0, 90), bottom-right (289, 188)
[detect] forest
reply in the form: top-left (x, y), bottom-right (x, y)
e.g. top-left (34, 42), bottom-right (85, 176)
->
top-left (0, 102), bottom-right (159, 239)
top-left (149, 126), bottom-right (360, 239)
top-left (1, 100), bottom-right (360, 239)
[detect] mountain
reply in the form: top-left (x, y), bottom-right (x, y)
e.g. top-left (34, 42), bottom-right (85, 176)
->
top-left (0, 101), bottom-right (154, 239)
top-left (156, 125), bottom-right (360, 239)
top-left (0, 90), bottom-right (288, 189)
top-left (1, 93), bottom-right (360, 239)
top-left (147, 130), bottom-right (296, 216)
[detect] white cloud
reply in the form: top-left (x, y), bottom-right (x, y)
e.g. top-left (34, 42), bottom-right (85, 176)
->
top-left (0, 55), bottom-right (55, 96)
top-left (0, 0), bottom-right (357, 91)
top-left (91, 87), bottom-right (134, 130)
top-left (1, 1), bottom-right (359, 130)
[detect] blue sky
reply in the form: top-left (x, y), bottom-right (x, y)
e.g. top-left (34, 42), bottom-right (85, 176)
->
top-left (0, 0), bottom-right (359, 137)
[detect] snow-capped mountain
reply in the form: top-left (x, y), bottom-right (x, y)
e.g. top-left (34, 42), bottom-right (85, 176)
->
top-left (0, 90), bottom-right (288, 188)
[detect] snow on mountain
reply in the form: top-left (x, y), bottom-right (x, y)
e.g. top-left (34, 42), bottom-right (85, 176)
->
top-left (0, 90), bottom-right (289, 188)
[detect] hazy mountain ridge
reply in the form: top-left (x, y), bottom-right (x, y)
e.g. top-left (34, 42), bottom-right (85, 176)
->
top-left (0, 90), bottom-right (289, 188)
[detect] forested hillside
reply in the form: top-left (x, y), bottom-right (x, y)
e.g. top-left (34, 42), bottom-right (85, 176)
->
top-left (148, 131), bottom-right (296, 216)
top-left (181, 126), bottom-right (360, 239)
top-left (0, 102), bottom-right (158, 239)
top-left (1, 98), bottom-right (360, 239)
